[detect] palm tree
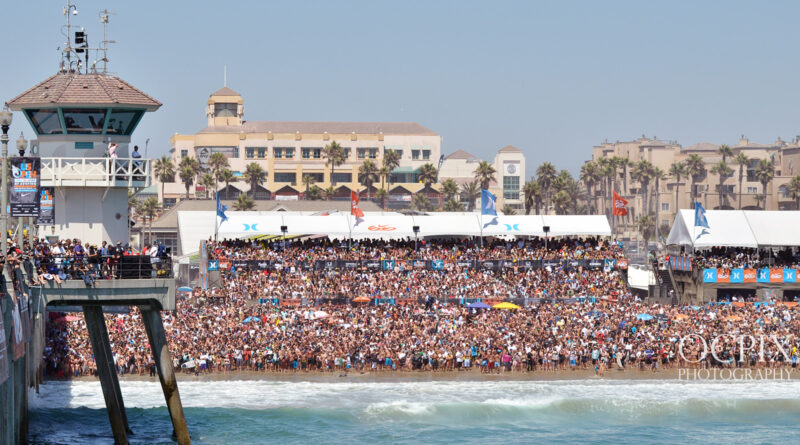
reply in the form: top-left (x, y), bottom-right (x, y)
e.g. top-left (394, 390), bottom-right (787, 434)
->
top-left (631, 160), bottom-right (655, 217)
top-left (358, 160), bottom-right (380, 199)
top-left (243, 162), bottom-right (267, 199)
top-left (552, 190), bottom-right (571, 214)
top-left (153, 155), bottom-right (175, 203)
top-left (378, 166), bottom-right (390, 192)
top-left (218, 168), bottom-right (237, 198)
top-left (323, 185), bottom-right (336, 201)
top-left (307, 185), bottom-right (323, 201)
top-left (323, 140), bottom-right (347, 186)
top-left (788, 175), bottom-right (800, 210)
top-left (200, 173), bottom-right (216, 199)
top-left (375, 188), bottom-right (388, 210)
top-left (440, 178), bottom-right (459, 202)
top-left (668, 162), bottom-right (686, 213)
top-left (598, 158), bottom-right (616, 218)
top-left (755, 158), bottom-right (775, 209)
top-left (138, 196), bottom-right (161, 246)
top-left (636, 215), bottom-right (654, 243)
top-left (178, 156), bottom-right (200, 200)
top-left (718, 144), bottom-right (733, 164)
top-left (580, 161), bottom-right (600, 213)
top-left (382, 149), bottom-right (401, 187)
top-left (443, 198), bottom-right (465, 212)
top-left (418, 163), bottom-right (438, 188)
top-left (501, 204), bottom-right (516, 215)
top-left (474, 161), bottom-right (496, 190)
top-left (523, 180), bottom-right (542, 215)
top-left (460, 181), bottom-right (480, 211)
top-left (710, 160), bottom-right (733, 209)
top-left (536, 162), bottom-right (557, 213)
top-left (685, 154), bottom-right (706, 208)
top-left (302, 174), bottom-right (316, 200)
top-left (733, 152), bottom-right (749, 209)
top-left (232, 193), bottom-right (255, 211)
top-left (412, 193), bottom-right (434, 212)
top-left (612, 156), bottom-right (631, 196)
top-left (207, 152), bottom-right (229, 191)
top-left (651, 167), bottom-right (666, 226)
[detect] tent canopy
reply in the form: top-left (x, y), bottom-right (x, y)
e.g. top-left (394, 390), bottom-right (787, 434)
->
top-left (666, 209), bottom-right (800, 249)
top-left (177, 211), bottom-right (612, 254)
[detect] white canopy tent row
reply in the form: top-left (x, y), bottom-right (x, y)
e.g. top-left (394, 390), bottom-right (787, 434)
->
top-left (177, 211), bottom-right (612, 255)
top-left (666, 209), bottom-right (800, 249)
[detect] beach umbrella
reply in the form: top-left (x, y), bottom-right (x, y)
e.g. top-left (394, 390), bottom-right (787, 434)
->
top-left (466, 302), bottom-right (491, 309)
top-left (177, 286), bottom-right (193, 292)
top-left (493, 302), bottom-right (521, 310)
top-left (313, 311), bottom-right (330, 319)
top-left (353, 296), bottom-right (371, 303)
top-left (636, 313), bottom-right (654, 321)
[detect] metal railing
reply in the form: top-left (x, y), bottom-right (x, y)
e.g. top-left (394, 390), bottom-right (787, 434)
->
top-left (37, 254), bottom-right (172, 281)
top-left (39, 157), bottom-right (151, 188)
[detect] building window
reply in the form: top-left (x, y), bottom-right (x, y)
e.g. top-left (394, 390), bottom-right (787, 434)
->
top-left (25, 109), bottom-right (63, 134)
top-left (661, 202), bottom-right (670, 211)
top-left (719, 185), bottom-right (735, 194)
top-left (302, 147), bottom-right (322, 159)
top-left (747, 186), bottom-right (758, 194)
top-left (331, 173), bottom-right (352, 183)
top-left (274, 172), bottom-right (297, 185)
top-left (105, 109), bottom-right (143, 135)
top-left (257, 148), bottom-right (267, 159)
top-left (503, 176), bottom-right (520, 200)
top-left (357, 148), bottom-right (366, 159)
top-left (214, 103), bottom-right (237, 117)
top-left (62, 108), bottom-right (106, 134)
top-left (422, 150), bottom-right (431, 160)
top-left (274, 147), bottom-right (283, 159)
top-left (180, 150), bottom-right (188, 159)
top-left (285, 147), bottom-right (294, 159)
top-left (246, 147), bottom-right (255, 159)
top-left (779, 185), bottom-right (789, 198)
top-left (305, 172), bottom-right (324, 183)
top-left (233, 147), bottom-right (239, 158)
top-left (412, 150), bottom-right (420, 160)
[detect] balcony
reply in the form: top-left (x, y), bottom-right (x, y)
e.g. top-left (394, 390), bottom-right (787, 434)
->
top-left (40, 157), bottom-right (151, 188)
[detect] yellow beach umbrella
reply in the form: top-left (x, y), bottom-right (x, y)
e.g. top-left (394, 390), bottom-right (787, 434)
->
top-left (493, 302), bottom-right (521, 310)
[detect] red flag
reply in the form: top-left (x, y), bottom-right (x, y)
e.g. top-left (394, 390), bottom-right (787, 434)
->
top-left (612, 191), bottom-right (628, 216)
top-left (351, 191), bottom-right (365, 218)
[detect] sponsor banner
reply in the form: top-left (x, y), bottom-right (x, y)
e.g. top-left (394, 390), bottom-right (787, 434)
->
top-left (230, 260), bottom-right (252, 270)
top-left (783, 269), bottom-right (797, 283)
top-left (716, 269), bottom-right (730, 283)
top-left (478, 260), bottom-right (501, 271)
top-left (36, 186), bottom-right (55, 225)
top-left (208, 260), bottom-right (219, 271)
top-left (10, 157), bottom-right (40, 217)
top-left (315, 260), bottom-right (338, 271)
top-left (199, 240), bottom-right (208, 290)
top-left (770, 268), bottom-right (783, 283)
top-left (730, 268), bottom-right (744, 283)
top-left (454, 260), bottom-right (474, 269)
top-left (219, 261), bottom-right (230, 270)
top-left (616, 258), bottom-right (628, 270)
top-left (703, 267), bottom-right (798, 284)
top-left (703, 268), bottom-right (717, 283)
top-left (0, 315), bottom-right (7, 384)
top-left (757, 268), bottom-right (770, 283)
top-left (743, 269), bottom-right (757, 282)
top-left (586, 260), bottom-right (603, 270)
top-left (340, 260), bottom-right (360, 270)
top-left (604, 259), bottom-right (617, 270)
top-left (542, 260), bottom-right (561, 269)
top-left (381, 260), bottom-right (395, 271)
top-left (363, 260), bottom-right (381, 271)
top-left (430, 260), bottom-right (444, 270)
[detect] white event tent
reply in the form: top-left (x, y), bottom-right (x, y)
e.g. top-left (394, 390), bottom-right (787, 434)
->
top-left (178, 211), bottom-right (612, 255)
top-left (666, 209), bottom-right (800, 249)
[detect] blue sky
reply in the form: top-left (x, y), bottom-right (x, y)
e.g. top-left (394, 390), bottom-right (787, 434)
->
top-left (3, 1), bottom-right (800, 178)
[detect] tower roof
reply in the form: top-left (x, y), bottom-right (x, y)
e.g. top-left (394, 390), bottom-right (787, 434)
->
top-left (210, 86), bottom-right (240, 97)
top-left (7, 73), bottom-right (161, 111)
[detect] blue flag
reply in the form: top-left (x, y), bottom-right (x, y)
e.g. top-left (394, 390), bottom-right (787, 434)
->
top-left (216, 192), bottom-right (228, 222)
top-left (481, 189), bottom-right (497, 216)
top-left (694, 202), bottom-right (709, 229)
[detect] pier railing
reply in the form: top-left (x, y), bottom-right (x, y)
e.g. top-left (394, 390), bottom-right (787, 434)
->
top-left (40, 157), bottom-right (151, 188)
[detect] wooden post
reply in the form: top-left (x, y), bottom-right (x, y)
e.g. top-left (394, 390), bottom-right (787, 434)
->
top-left (83, 305), bottom-right (130, 445)
top-left (140, 306), bottom-right (191, 445)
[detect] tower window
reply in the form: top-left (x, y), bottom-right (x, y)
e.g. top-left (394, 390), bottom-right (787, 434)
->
top-left (214, 103), bottom-right (237, 118)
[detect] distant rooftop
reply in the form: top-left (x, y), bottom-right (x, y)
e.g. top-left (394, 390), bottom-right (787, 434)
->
top-left (7, 73), bottom-right (161, 111)
top-left (498, 145), bottom-right (522, 153)
top-left (683, 142), bottom-right (719, 152)
top-left (210, 86), bottom-right (241, 97)
top-left (200, 121), bottom-right (437, 136)
top-left (445, 149), bottom-right (478, 160)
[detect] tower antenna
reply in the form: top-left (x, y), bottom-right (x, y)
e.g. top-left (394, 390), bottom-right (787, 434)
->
top-left (98, 9), bottom-right (116, 73)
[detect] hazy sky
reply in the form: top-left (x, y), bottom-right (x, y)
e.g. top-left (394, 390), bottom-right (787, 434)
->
top-left (3, 1), bottom-right (800, 178)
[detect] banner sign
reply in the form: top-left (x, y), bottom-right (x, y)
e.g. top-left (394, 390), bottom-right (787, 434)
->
top-left (382, 260), bottom-right (395, 271)
top-left (36, 186), bottom-right (54, 225)
top-left (363, 260), bottom-right (381, 271)
top-left (704, 268), bottom-right (800, 284)
top-left (199, 241), bottom-right (208, 290)
top-left (430, 260), bottom-right (444, 270)
top-left (208, 260), bottom-right (219, 271)
top-left (0, 315), bottom-right (7, 384)
top-left (10, 157), bottom-right (40, 217)
top-left (668, 256), bottom-right (692, 272)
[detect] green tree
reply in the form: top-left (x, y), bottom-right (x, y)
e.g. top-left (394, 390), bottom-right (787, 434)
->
top-left (307, 185), bottom-right (323, 201)
top-left (552, 190), bottom-right (571, 214)
top-left (536, 162), bottom-right (557, 213)
top-left (153, 155), bottom-right (175, 204)
top-left (718, 144), bottom-right (733, 163)
top-left (598, 158), bottom-right (616, 218)
top-left (755, 158), bottom-right (775, 209)
top-left (612, 156), bottom-right (631, 196)
top-left (637, 215), bottom-right (654, 243)
top-left (418, 163), bottom-right (438, 188)
top-left (710, 160), bottom-right (733, 208)
top-left (375, 188), bottom-right (388, 210)
top-left (474, 161), bottom-right (497, 190)
top-left (218, 168), bottom-right (237, 196)
top-left (440, 178), bottom-right (459, 202)
top-left (378, 166), bottom-right (390, 191)
top-left (501, 204), bottom-right (516, 215)
top-left (243, 162), bottom-right (267, 199)
top-left (207, 152), bottom-right (229, 191)
top-left (358, 160), bottom-right (380, 199)
top-left (200, 173), bottom-right (216, 199)
top-left (232, 193), bottom-right (255, 211)
top-left (323, 185), bottom-right (336, 201)
top-left (443, 198), bottom-right (465, 212)
top-left (460, 181), bottom-right (480, 212)
top-left (685, 154), bottom-right (706, 208)
top-left (323, 140), bottom-right (347, 186)
top-left (382, 149), bottom-right (402, 187)
top-left (631, 160), bottom-right (655, 216)
top-left (138, 196), bottom-right (161, 246)
top-left (302, 174), bottom-right (316, 200)
top-left (733, 152), bottom-right (749, 209)
top-left (788, 175), bottom-right (800, 210)
top-left (412, 193), bottom-right (434, 212)
top-left (580, 161), bottom-right (600, 213)
top-left (523, 180), bottom-right (542, 215)
top-left (669, 161), bottom-right (686, 213)
top-left (178, 156), bottom-right (200, 200)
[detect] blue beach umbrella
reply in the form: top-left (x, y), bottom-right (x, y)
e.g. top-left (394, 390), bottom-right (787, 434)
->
top-left (636, 313), bottom-right (654, 321)
top-left (177, 286), bottom-right (193, 292)
top-left (466, 302), bottom-right (491, 309)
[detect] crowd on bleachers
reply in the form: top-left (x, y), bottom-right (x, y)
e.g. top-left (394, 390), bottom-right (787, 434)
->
top-left (690, 246), bottom-right (800, 270)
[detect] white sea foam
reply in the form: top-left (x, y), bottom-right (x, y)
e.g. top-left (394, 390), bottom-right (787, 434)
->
top-left (29, 379), bottom-right (800, 415)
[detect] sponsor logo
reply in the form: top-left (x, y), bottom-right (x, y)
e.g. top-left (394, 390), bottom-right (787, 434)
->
top-left (503, 224), bottom-right (520, 231)
top-left (243, 223), bottom-right (259, 231)
top-left (368, 225), bottom-right (396, 231)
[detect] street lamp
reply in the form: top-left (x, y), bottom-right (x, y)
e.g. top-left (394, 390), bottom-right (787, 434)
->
top-left (0, 104), bottom-right (13, 256)
top-left (280, 225), bottom-right (288, 251)
top-left (543, 225), bottom-right (550, 250)
top-left (413, 225), bottom-right (420, 252)
top-left (15, 132), bottom-right (27, 247)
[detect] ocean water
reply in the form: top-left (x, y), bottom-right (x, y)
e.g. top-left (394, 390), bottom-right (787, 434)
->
top-left (27, 378), bottom-right (800, 444)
